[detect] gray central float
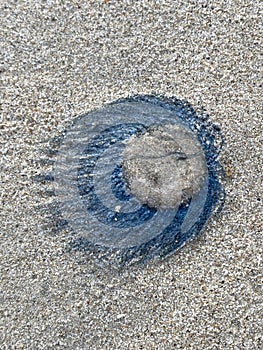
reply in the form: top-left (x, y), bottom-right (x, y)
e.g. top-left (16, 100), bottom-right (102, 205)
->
top-left (53, 100), bottom-right (209, 249)
top-left (122, 124), bottom-right (207, 209)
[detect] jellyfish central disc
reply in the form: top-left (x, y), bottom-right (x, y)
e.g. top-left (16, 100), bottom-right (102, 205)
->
top-left (122, 124), bottom-right (208, 209)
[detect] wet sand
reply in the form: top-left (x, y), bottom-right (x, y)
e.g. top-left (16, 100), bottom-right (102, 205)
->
top-left (1, 1), bottom-right (262, 349)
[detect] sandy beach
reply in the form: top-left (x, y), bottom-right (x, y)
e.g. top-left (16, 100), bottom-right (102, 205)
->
top-left (1, 1), bottom-right (262, 349)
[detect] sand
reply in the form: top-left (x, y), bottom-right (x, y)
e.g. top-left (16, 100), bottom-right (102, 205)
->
top-left (1, 1), bottom-right (262, 349)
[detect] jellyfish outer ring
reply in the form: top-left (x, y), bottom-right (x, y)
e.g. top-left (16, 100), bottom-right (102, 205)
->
top-left (53, 95), bottom-right (224, 259)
